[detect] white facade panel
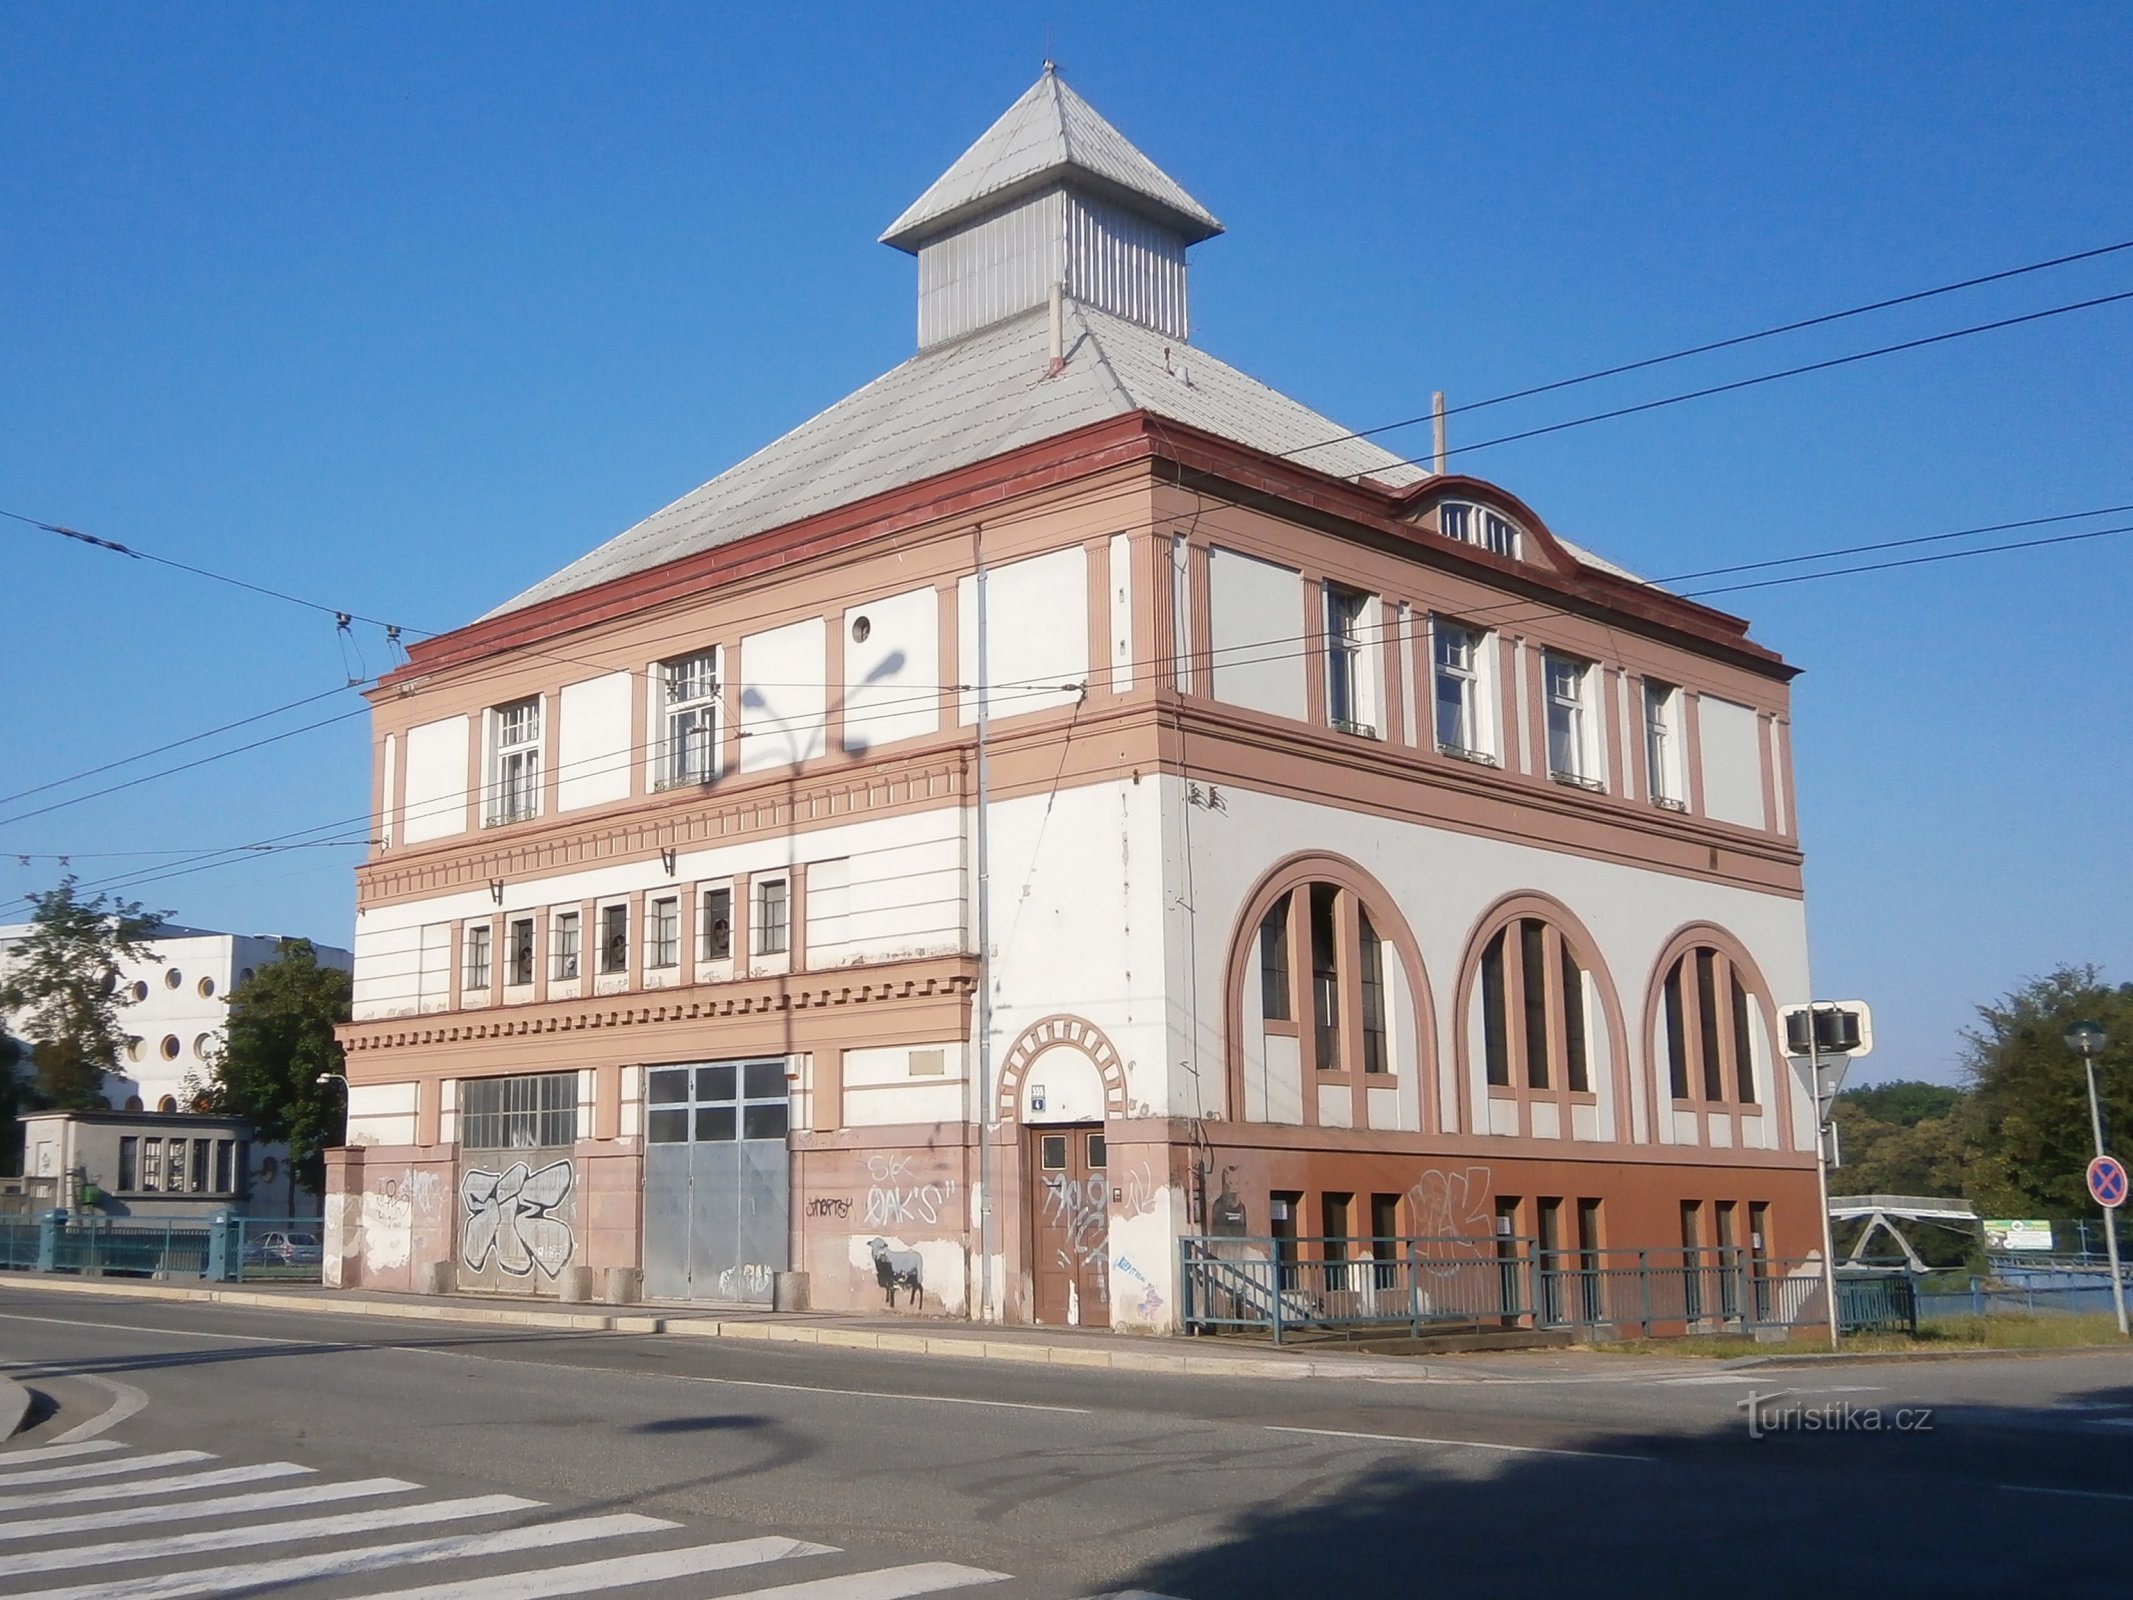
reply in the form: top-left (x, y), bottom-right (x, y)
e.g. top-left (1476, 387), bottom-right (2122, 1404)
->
top-left (557, 673), bottom-right (634, 813)
top-left (843, 586), bottom-right (939, 753)
top-left (958, 546), bottom-right (1087, 722)
top-left (1207, 546), bottom-right (1305, 720)
top-left (1699, 695), bottom-right (1767, 829)
top-left (401, 716), bottom-right (469, 844)
top-left (739, 616), bottom-right (828, 772)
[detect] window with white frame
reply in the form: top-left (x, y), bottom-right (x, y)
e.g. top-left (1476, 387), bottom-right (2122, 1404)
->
top-left (661, 650), bottom-right (720, 787)
top-left (507, 917), bottom-right (535, 987)
top-left (1543, 651), bottom-right (1600, 787)
top-left (464, 923), bottom-right (492, 991)
top-left (1643, 680), bottom-right (1685, 808)
top-left (647, 895), bottom-right (681, 970)
top-left (700, 885), bottom-right (733, 961)
top-left (488, 698), bottom-right (542, 825)
top-left (551, 910), bottom-right (580, 981)
top-left (1324, 584), bottom-right (1374, 735)
top-left (1432, 619), bottom-right (1493, 761)
top-left (1439, 501), bottom-right (1521, 559)
top-left (599, 902), bottom-right (629, 976)
top-left (754, 877), bottom-right (789, 957)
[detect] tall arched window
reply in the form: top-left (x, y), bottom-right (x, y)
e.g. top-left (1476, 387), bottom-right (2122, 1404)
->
top-left (1458, 895), bottom-right (1626, 1142)
top-left (1478, 917), bottom-right (1591, 1094)
top-left (1660, 944), bottom-right (1761, 1107)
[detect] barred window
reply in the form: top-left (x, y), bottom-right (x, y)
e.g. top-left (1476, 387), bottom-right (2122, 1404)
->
top-left (460, 1072), bottom-right (577, 1150)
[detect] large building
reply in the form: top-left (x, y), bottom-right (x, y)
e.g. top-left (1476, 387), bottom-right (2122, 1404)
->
top-left (327, 70), bottom-right (1816, 1327)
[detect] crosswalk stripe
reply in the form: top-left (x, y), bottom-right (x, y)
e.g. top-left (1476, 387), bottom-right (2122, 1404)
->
top-left (0, 1449), bottom-right (210, 1488)
top-left (711, 1562), bottom-right (1012, 1599)
top-left (0, 1462), bottom-right (307, 1513)
top-left (7, 1511), bottom-right (679, 1600)
top-left (0, 1475), bottom-right (419, 1542)
top-left (0, 1492), bottom-right (541, 1577)
top-left (0, 1441), bottom-right (125, 1469)
top-left (325, 1535), bottom-right (838, 1599)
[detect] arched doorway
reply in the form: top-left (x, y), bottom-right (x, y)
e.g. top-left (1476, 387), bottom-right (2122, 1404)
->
top-left (996, 1014), bottom-right (1128, 1325)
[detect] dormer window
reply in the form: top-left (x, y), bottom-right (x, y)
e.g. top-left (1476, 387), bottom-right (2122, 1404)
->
top-left (1439, 501), bottom-right (1521, 560)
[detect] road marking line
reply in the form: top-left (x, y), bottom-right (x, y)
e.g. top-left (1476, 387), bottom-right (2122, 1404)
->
top-left (0, 1491), bottom-right (542, 1576)
top-left (0, 1462), bottom-right (308, 1512)
top-left (0, 1310), bottom-right (343, 1347)
top-left (316, 1536), bottom-right (838, 1598)
top-left (707, 1562), bottom-right (1011, 1599)
top-left (1262, 1424), bottom-right (1653, 1463)
top-left (0, 1449), bottom-right (210, 1488)
top-left (0, 1476), bottom-right (419, 1541)
top-left (2001, 1483), bottom-right (2133, 1503)
top-left (0, 1441), bottom-right (124, 1468)
top-left (6, 1512), bottom-right (680, 1600)
top-left (641, 1370), bottom-right (1091, 1415)
top-left (51, 1375), bottom-right (151, 1442)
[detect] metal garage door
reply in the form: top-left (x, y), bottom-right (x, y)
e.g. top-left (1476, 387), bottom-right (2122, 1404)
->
top-left (641, 1060), bottom-right (790, 1303)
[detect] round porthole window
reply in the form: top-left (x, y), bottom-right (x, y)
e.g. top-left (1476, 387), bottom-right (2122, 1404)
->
top-left (197, 976), bottom-right (216, 999)
top-left (160, 1035), bottom-right (181, 1061)
top-left (101, 971), bottom-right (118, 996)
top-left (851, 615), bottom-right (871, 643)
top-left (124, 1036), bottom-right (144, 1063)
top-left (239, 968), bottom-right (254, 984)
top-left (193, 1033), bottom-right (214, 1058)
top-left (164, 968), bottom-right (183, 990)
top-left (131, 981), bottom-right (149, 1002)
top-left (157, 1095), bottom-right (178, 1113)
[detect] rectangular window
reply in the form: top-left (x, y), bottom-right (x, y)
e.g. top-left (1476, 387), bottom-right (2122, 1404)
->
top-left (118, 1137), bottom-right (138, 1191)
top-left (599, 903), bottom-right (629, 975)
top-left (1324, 585), bottom-right (1372, 734)
top-left (1543, 651), bottom-right (1595, 785)
top-left (1681, 1199), bottom-right (1705, 1320)
top-left (1731, 974), bottom-right (1758, 1104)
top-left (1644, 681), bottom-right (1684, 807)
top-left (1561, 943), bottom-right (1591, 1094)
top-left (1359, 913), bottom-right (1388, 1074)
top-left (1370, 1193), bottom-right (1402, 1288)
top-left (754, 878), bottom-right (789, 956)
top-left (460, 1072), bottom-right (577, 1150)
top-left (488, 698), bottom-right (541, 825)
top-left (143, 1138), bottom-right (163, 1192)
top-left (215, 1139), bottom-right (234, 1194)
top-left (1271, 1191), bottom-right (1303, 1290)
top-left (647, 896), bottom-right (680, 970)
top-left (1321, 1192), bottom-right (1354, 1291)
top-left (191, 1140), bottom-right (209, 1193)
top-left (464, 923), bottom-right (493, 991)
top-left (1664, 962), bottom-right (1690, 1099)
top-left (1432, 620), bottom-right (1489, 758)
top-left (551, 911), bottom-right (580, 981)
top-left (1576, 1197), bottom-right (1605, 1323)
top-left (1521, 918), bottom-right (1550, 1090)
top-left (662, 650), bottom-right (720, 787)
top-left (1309, 883), bottom-right (1340, 1070)
top-left (700, 886), bottom-right (732, 960)
top-left (1481, 930), bottom-right (1510, 1088)
top-left (1257, 896), bottom-right (1292, 1022)
top-left (508, 917), bottom-right (535, 987)
top-left (165, 1139), bottom-right (188, 1193)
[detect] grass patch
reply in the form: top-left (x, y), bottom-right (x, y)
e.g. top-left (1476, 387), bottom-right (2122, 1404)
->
top-left (1586, 1312), bottom-right (2127, 1358)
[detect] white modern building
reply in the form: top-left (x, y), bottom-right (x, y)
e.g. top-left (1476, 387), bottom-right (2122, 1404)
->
top-left (328, 69), bottom-right (1819, 1328)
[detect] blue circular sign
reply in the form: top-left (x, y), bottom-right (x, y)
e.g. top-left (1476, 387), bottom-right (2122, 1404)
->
top-left (2089, 1155), bottom-right (2128, 1209)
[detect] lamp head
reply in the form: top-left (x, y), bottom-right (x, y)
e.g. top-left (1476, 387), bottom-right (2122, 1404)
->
top-left (2064, 1020), bottom-right (2108, 1059)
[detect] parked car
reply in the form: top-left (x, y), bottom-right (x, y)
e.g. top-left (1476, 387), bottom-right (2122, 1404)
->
top-left (243, 1229), bottom-right (323, 1266)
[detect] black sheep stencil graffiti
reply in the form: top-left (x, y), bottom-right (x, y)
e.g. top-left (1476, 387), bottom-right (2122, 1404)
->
top-left (867, 1236), bottom-right (923, 1307)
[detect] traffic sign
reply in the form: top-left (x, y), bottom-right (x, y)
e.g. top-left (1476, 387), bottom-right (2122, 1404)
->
top-left (2089, 1155), bottom-right (2128, 1210)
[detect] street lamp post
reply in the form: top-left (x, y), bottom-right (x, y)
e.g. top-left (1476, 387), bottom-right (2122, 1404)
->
top-left (2062, 1021), bottom-right (2129, 1338)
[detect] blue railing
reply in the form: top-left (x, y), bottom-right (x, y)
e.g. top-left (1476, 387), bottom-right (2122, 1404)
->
top-left (0, 1211), bottom-right (322, 1283)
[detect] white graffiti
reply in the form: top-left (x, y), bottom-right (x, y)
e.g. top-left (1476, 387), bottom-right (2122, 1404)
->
top-left (1043, 1173), bottom-right (1110, 1270)
top-left (1407, 1165), bottom-right (1495, 1279)
top-left (460, 1159), bottom-right (575, 1279)
top-left (718, 1262), bottom-right (775, 1300)
top-left (865, 1152), bottom-right (914, 1181)
top-left (865, 1178), bottom-right (958, 1228)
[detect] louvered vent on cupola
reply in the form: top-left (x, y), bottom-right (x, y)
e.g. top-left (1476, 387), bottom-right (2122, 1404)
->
top-left (880, 63), bottom-right (1224, 350)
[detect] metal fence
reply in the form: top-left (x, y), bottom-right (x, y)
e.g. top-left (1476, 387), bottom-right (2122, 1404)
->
top-left (1179, 1235), bottom-right (1903, 1344)
top-left (0, 1211), bottom-right (322, 1284)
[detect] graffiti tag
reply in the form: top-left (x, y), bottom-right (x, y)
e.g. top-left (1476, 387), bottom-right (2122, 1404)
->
top-left (806, 1196), bottom-right (853, 1219)
top-left (865, 1179), bottom-right (958, 1228)
top-left (460, 1159), bottom-right (574, 1280)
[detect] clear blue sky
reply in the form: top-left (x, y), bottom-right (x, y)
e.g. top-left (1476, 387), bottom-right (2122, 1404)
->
top-left (3, 2), bottom-right (2128, 1087)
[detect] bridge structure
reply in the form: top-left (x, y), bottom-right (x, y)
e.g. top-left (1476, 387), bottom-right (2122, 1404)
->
top-left (1826, 1193), bottom-right (1979, 1271)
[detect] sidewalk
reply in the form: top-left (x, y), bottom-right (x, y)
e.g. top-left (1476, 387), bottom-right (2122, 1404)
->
top-left (0, 1271), bottom-right (1595, 1383)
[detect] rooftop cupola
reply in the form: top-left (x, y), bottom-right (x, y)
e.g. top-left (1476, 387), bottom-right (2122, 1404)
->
top-left (882, 64), bottom-right (1223, 349)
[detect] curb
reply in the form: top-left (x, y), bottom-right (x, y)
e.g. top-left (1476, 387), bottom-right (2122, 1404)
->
top-left (0, 1375), bottom-right (30, 1440)
top-left (0, 1275), bottom-right (1438, 1383)
top-left (1723, 1343), bottom-right (2133, 1370)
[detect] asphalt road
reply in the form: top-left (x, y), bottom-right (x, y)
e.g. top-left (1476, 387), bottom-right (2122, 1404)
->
top-left (1, 1286), bottom-right (2129, 1599)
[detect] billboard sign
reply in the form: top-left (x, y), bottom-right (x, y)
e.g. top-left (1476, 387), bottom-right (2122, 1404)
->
top-left (1981, 1219), bottom-right (2054, 1252)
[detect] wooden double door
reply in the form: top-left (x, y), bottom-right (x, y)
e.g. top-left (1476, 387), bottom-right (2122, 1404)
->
top-left (1029, 1124), bottom-right (1110, 1325)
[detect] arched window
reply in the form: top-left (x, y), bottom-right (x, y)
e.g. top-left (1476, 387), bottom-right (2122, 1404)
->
top-left (1478, 917), bottom-right (1592, 1094)
top-left (1660, 945), bottom-right (1761, 1107)
top-left (1256, 882), bottom-right (1392, 1078)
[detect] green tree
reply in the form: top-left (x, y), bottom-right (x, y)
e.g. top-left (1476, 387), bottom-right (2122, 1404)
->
top-left (194, 939), bottom-right (351, 1198)
top-left (1960, 964), bottom-right (2133, 1217)
top-left (0, 877), bottom-right (164, 1111)
top-left (1836, 1079), bottom-right (1963, 1129)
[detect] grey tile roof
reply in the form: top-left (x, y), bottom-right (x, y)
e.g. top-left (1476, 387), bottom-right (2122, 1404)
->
top-left (880, 67), bottom-right (1221, 250)
top-left (485, 303), bottom-right (1645, 619)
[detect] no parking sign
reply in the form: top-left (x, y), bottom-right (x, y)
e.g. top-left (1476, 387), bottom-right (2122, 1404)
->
top-left (2088, 1154), bottom-right (2128, 1210)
